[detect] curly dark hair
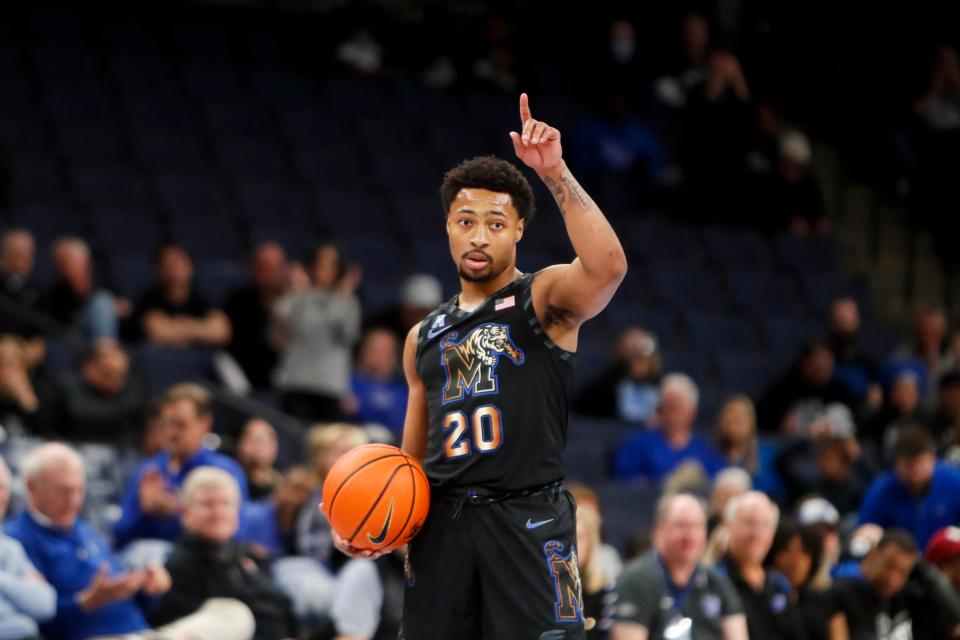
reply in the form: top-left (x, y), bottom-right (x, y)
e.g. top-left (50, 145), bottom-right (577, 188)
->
top-left (439, 156), bottom-right (535, 222)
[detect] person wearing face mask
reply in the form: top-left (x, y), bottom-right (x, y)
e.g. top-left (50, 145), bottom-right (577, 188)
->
top-left (612, 493), bottom-right (747, 640)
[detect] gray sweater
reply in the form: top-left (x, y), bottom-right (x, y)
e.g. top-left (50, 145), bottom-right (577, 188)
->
top-left (273, 289), bottom-right (361, 397)
top-left (0, 533), bottom-right (56, 640)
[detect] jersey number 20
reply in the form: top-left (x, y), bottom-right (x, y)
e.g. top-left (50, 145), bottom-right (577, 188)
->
top-left (442, 406), bottom-right (503, 459)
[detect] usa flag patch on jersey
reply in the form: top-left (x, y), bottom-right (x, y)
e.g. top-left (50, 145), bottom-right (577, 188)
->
top-left (495, 295), bottom-right (516, 311)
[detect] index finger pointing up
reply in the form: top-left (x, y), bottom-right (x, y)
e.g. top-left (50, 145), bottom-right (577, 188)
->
top-left (519, 92), bottom-right (532, 124)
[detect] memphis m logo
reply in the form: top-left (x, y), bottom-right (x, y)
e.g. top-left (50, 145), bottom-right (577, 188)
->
top-left (543, 540), bottom-right (583, 623)
top-left (440, 323), bottom-right (524, 404)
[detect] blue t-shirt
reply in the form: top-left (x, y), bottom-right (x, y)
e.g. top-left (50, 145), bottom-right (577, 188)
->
top-left (350, 373), bottom-right (407, 435)
top-left (859, 463), bottom-right (960, 548)
top-left (114, 447), bottom-right (248, 549)
top-left (614, 428), bottom-right (725, 482)
top-left (6, 512), bottom-right (148, 640)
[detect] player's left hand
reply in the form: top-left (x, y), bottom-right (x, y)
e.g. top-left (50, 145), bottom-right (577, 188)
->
top-left (509, 93), bottom-right (563, 176)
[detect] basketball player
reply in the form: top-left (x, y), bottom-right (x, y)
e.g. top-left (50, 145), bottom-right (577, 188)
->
top-left (334, 93), bottom-right (627, 640)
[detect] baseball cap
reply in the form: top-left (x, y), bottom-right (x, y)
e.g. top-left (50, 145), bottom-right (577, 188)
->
top-left (796, 497), bottom-right (840, 528)
top-left (926, 526), bottom-right (960, 567)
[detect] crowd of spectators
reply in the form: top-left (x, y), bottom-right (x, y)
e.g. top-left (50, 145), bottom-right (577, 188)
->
top-left (0, 3), bottom-right (958, 640)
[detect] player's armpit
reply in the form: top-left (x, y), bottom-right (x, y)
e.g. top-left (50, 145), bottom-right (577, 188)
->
top-left (611, 621), bottom-right (648, 640)
top-left (400, 322), bottom-right (428, 461)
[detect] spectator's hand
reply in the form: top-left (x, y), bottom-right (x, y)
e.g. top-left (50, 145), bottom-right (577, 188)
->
top-left (866, 383), bottom-right (883, 411)
top-left (139, 468), bottom-right (180, 517)
top-left (78, 564), bottom-right (147, 612)
top-left (509, 93), bottom-right (563, 176)
top-left (0, 370), bottom-right (38, 412)
top-left (142, 564), bottom-right (171, 596)
top-left (338, 264), bottom-right (363, 297)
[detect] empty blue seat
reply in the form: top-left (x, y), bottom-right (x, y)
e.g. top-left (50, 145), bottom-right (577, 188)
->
top-left (646, 265), bottom-right (726, 313)
top-left (596, 481), bottom-right (660, 554)
top-left (72, 166), bottom-right (149, 209)
top-left (714, 351), bottom-right (778, 398)
top-left (57, 124), bottom-right (125, 165)
top-left (169, 217), bottom-right (246, 262)
top-left (7, 154), bottom-right (64, 202)
top-left (761, 315), bottom-right (817, 363)
top-left (155, 173), bottom-right (233, 219)
top-left (370, 153), bottom-right (439, 193)
top-left (317, 190), bottom-right (389, 236)
top-left (109, 255), bottom-right (153, 299)
top-left (134, 344), bottom-right (217, 395)
top-left (215, 138), bottom-right (287, 181)
top-left (10, 203), bottom-right (83, 248)
top-left (203, 100), bottom-right (273, 138)
top-left (726, 270), bottom-right (805, 316)
top-left (564, 439), bottom-right (608, 486)
top-left (124, 93), bottom-right (200, 132)
top-left (252, 68), bottom-right (318, 106)
top-left (88, 209), bottom-right (164, 258)
top-left (185, 64), bottom-right (243, 101)
top-left (685, 312), bottom-right (761, 353)
top-left (775, 233), bottom-right (842, 274)
top-left (626, 219), bottom-right (704, 265)
top-left (660, 349), bottom-right (708, 384)
top-left (132, 129), bottom-right (210, 172)
top-left (195, 261), bottom-right (250, 305)
top-left (0, 114), bottom-right (45, 151)
top-left (42, 85), bottom-right (115, 125)
top-left (702, 226), bottom-right (775, 269)
top-left (293, 146), bottom-right (368, 189)
top-left (237, 182), bottom-right (313, 224)
top-left (278, 108), bottom-right (353, 146)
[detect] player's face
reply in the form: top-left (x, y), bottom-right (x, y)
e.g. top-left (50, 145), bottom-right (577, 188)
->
top-left (446, 188), bottom-right (524, 284)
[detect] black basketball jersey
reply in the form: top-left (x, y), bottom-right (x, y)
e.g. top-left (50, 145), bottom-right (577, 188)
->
top-left (415, 272), bottom-right (576, 490)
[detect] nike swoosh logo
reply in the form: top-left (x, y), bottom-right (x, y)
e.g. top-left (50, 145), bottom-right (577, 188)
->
top-left (427, 326), bottom-right (448, 339)
top-left (367, 498), bottom-right (395, 545)
top-left (538, 631), bottom-right (566, 640)
top-left (526, 518), bottom-right (554, 530)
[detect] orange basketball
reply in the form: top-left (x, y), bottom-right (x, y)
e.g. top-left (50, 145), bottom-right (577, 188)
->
top-left (321, 443), bottom-right (430, 553)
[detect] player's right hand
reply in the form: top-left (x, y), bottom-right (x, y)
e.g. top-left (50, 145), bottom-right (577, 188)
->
top-left (332, 528), bottom-right (387, 560)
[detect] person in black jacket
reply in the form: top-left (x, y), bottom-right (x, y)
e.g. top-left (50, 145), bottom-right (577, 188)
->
top-left (148, 467), bottom-right (298, 640)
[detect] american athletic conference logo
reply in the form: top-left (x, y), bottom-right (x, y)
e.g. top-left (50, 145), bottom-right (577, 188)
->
top-left (439, 323), bottom-right (525, 405)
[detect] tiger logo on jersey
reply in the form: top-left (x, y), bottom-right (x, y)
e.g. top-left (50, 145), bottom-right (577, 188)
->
top-left (440, 323), bottom-right (525, 404)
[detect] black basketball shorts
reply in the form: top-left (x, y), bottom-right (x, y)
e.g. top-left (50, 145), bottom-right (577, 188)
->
top-left (401, 483), bottom-right (586, 640)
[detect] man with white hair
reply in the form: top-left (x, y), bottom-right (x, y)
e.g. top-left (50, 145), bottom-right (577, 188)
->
top-left (717, 491), bottom-right (805, 640)
top-left (36, 237), bottom-right (120, 339)
top-left (615, 373), bottom-right (724, 482)
top-left (613, 493), bottom-right (747, 640)
top-left (149, 467), bottom-right (297, 640)
top-left (0, 454), bottom-right (56, 640)
top-left (6, 443), bottom-right (254, 640)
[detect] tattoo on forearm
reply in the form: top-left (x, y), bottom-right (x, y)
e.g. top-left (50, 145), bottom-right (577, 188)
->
top-left (543, 170), bottom-right (592, 216)
top-left (542, 175), bottom-right (566, 210)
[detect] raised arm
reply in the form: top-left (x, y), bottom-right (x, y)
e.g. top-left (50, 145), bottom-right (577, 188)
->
top-left (509, 94), bottom-right (627, 343)
top-left (400, 322), bottom-right (429, 461)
